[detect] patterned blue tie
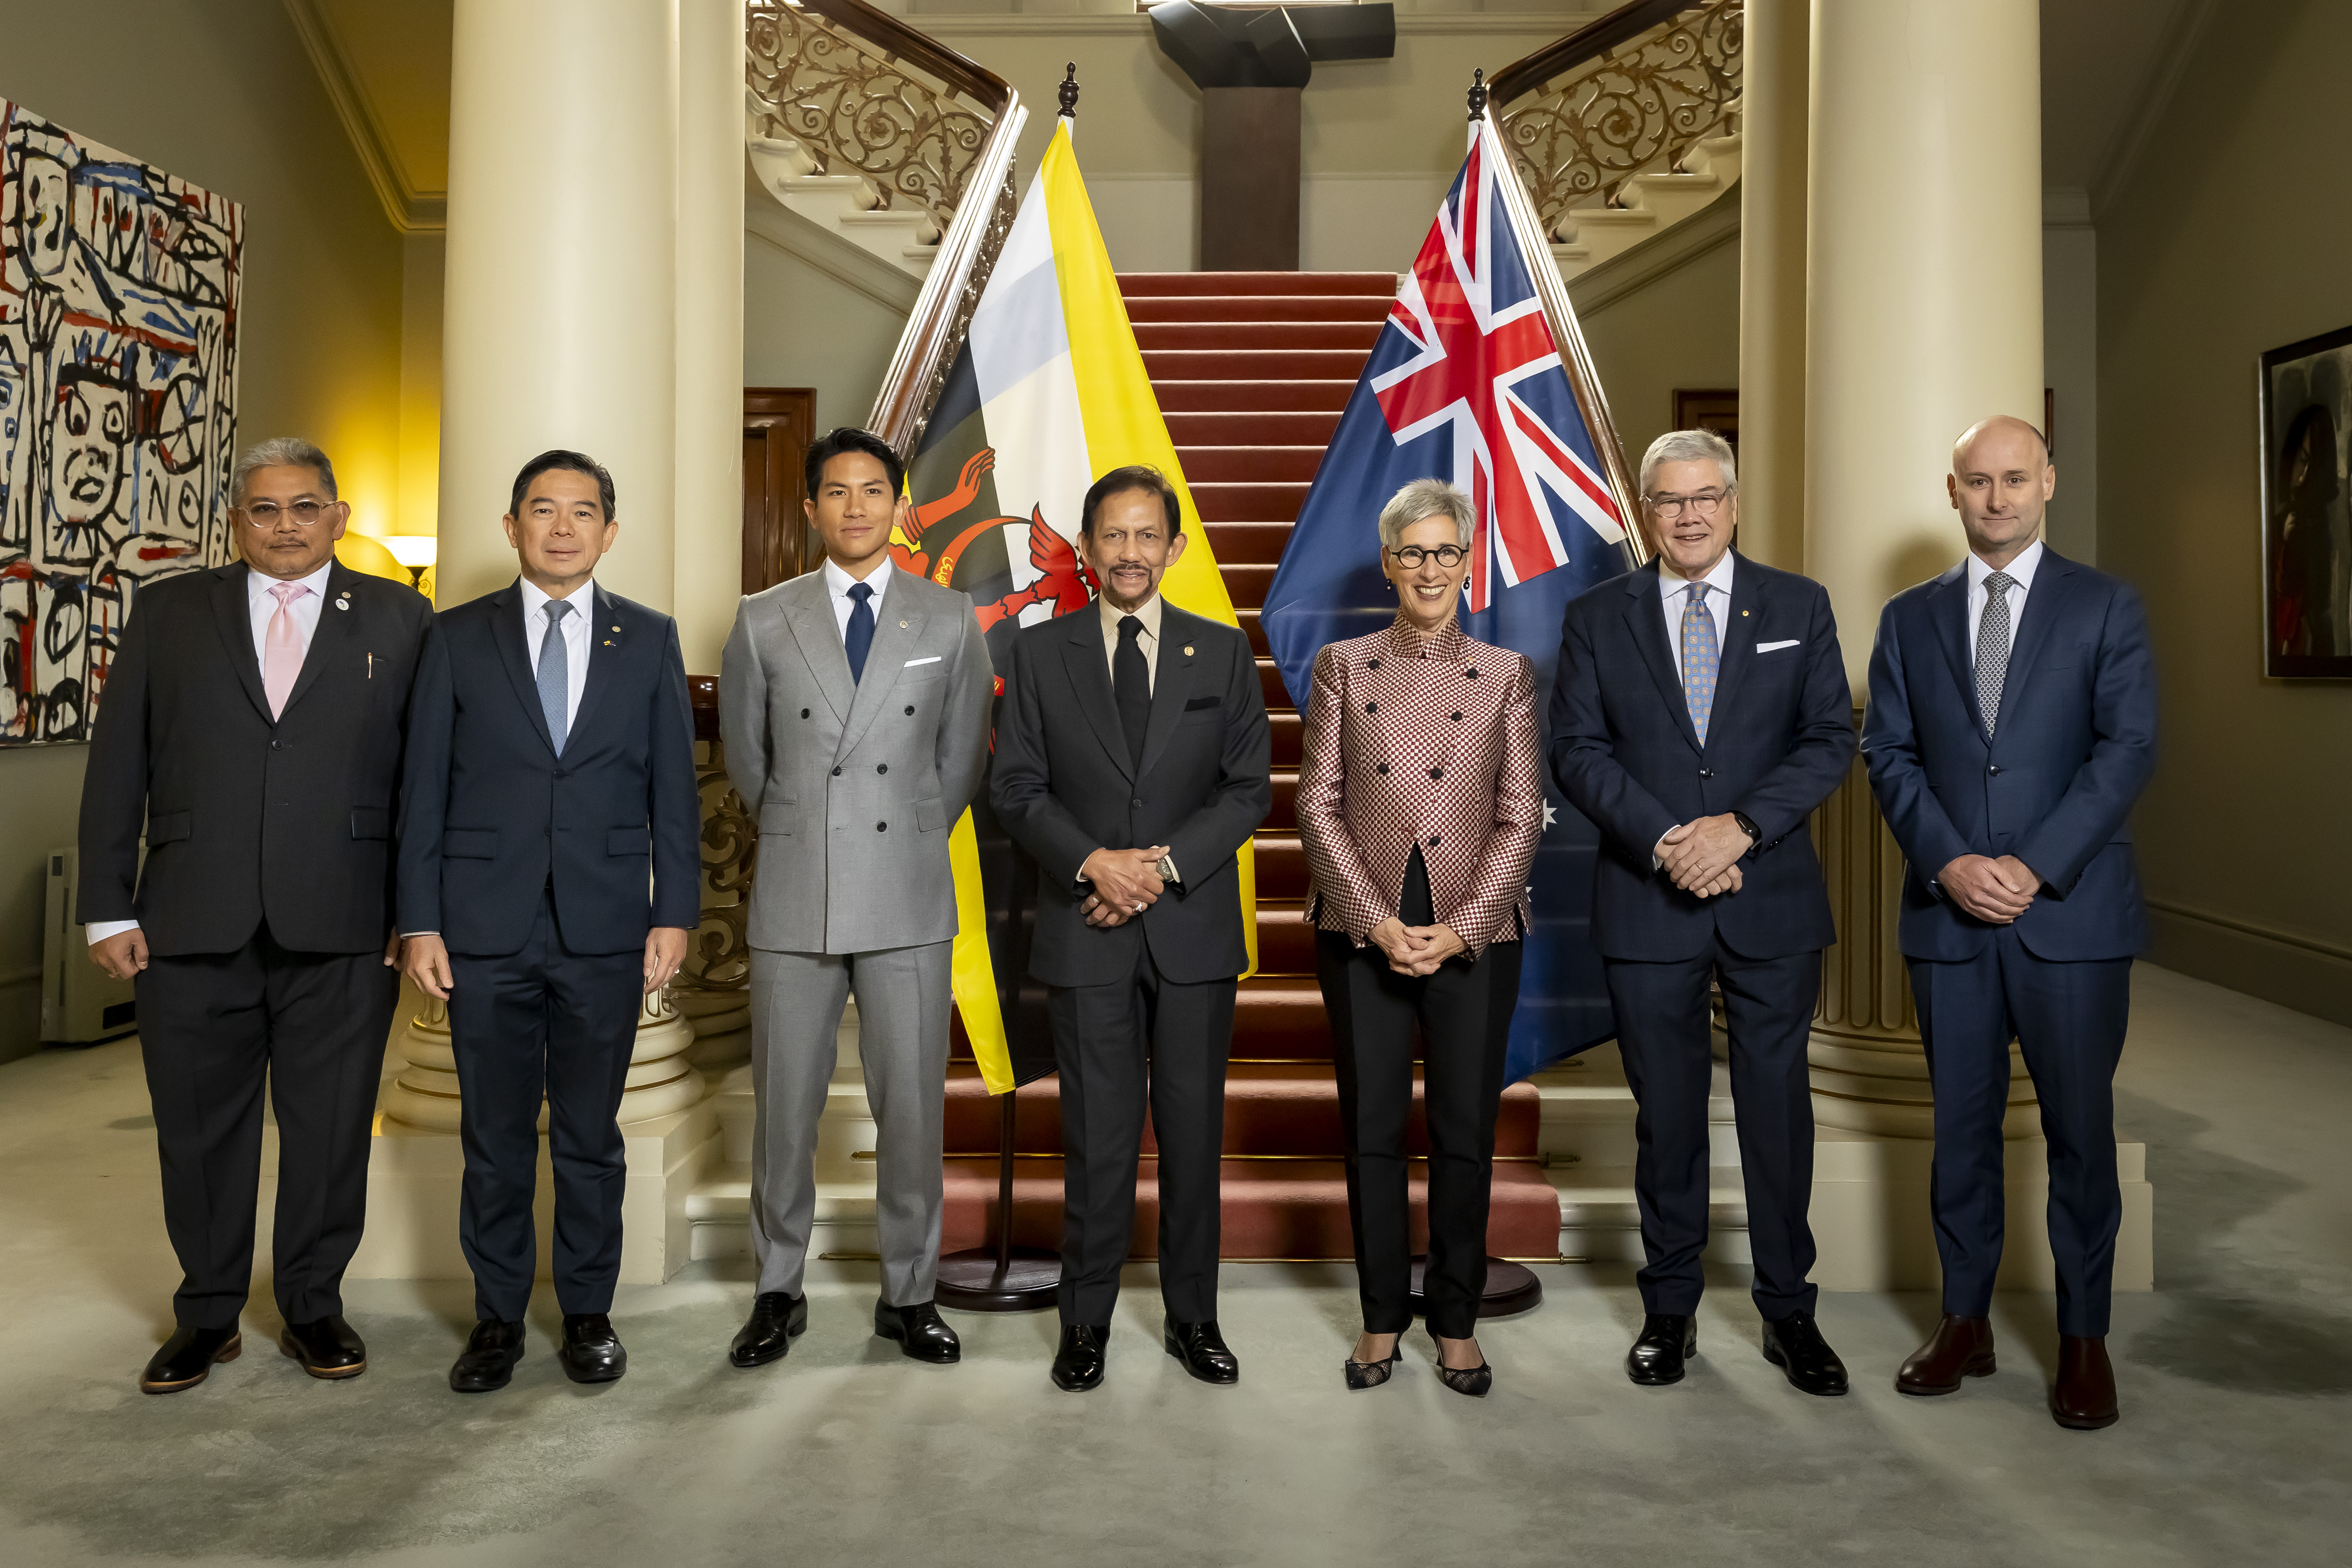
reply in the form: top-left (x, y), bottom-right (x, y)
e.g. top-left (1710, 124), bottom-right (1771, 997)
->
top-left (844, 581), bottom-right (875, 684)
top-left (1681, 582), bottom-right (1719, 744)
top-left (537, 599), bottom-right (572, 754)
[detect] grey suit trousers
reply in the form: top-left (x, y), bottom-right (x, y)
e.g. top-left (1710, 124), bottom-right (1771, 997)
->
top-left (749, 940), bottom-right (952, 1303)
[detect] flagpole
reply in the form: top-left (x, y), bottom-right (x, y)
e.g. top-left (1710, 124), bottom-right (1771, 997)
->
top-left (1472, 68), bottom-right (1652, 566)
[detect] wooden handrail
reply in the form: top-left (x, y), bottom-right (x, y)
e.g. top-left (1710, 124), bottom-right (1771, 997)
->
top-left (792, 0), bottom-right (1013, 115)
top-left (1488, 0), bottom-right (1694, 106)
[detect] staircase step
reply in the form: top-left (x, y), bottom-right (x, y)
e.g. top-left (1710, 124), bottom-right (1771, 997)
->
top-left (1156, 380), bottom-right (1356, 413)
top-left (1168, 410), bottom-right (1345, 446)
top-left (1234, 974), bottom-right (1328, 1052)
top-left (1128, 293), bottom-right (1394, 325)
top-left (1182, 446), bottom-right (1328, 484)
top-left (1224, 562), bottom-right (1278, 609)
top-left (1257, 898), bottom-right (1314, 975)
top-left (1238, 607), bottom-right (1269, 654)
top-left (941, 1061), bottom-right (1545, 1159)
top-left (1120, 270), bottom-right (1398, 297)
top-left (1257, 658), bottom-right (1299, 713)
top-left (1195, 480), bottom-right (1313, 524)
top-left (940, 1156), bottom-right (1561, 1259)
top-left (1134, 320), bottom-right (1380, 352)
top-left (1267, 768), bottom-right (1299, 830)
top-left (1200, 520), bottom-right (1292, 564)
top-left (1254, 832), bottom-right (1308, 897)
top-left (1144, 349), bottom-right (1370, 382)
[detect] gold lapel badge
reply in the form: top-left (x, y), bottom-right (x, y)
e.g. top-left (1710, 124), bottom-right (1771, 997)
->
top-left (1182, 645), bottom-right (1194, 657)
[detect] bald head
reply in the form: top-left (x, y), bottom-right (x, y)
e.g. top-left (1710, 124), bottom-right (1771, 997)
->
top-left (1948, 414), bottom-right (2056, 568)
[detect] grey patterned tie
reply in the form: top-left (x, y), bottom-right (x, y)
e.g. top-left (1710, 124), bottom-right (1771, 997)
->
top-left (538, 599), bottom-right (573, 754)
top-left (1975, 570), bottom-right (2014, 735)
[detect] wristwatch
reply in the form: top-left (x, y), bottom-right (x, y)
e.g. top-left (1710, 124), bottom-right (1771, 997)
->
top-left (1730, 811), bottom-right (1762, 856)
top-left (1155, 852), bottom-right (1179, 887)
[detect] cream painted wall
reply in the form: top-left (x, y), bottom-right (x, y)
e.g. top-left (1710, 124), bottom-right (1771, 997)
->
top-left (1576, 227), bottom-right (1742, 499)
top-left (743, 230), bottom-right (911, 442)
top-left (2096, 0), bottom-right (2352, 1025)
top-left (2043, 205), bottom-right (2097, 564)
top-left (0, 0), bottom-right (408, 1055)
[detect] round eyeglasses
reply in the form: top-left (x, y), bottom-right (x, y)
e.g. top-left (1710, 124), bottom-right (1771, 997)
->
top-left (242, 499), bottom-right (340, 527)
top-left (1386, 544), bottom-right (1467, 569)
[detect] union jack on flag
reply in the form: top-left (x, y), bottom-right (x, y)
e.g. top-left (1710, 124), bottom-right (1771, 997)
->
top-left (1262, 114), bottom-right (1638, 1080)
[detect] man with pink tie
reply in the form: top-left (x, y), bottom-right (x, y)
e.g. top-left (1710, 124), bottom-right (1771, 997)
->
top-left (79, 438), bottom-right (433, 1395)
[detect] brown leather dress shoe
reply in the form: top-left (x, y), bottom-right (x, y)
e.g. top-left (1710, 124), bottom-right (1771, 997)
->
top-left (2051, 1335), bottom-right (2119, 1430)
top-left (1896, 1315), bottom-right (1996, 1395)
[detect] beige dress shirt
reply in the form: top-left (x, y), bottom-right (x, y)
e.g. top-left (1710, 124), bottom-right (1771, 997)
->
top-left (1097, 592), bottom-right (1162, 694)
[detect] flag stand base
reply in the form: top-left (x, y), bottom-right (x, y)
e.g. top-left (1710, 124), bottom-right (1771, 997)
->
top-left (1408, 1257), bottom-right (1543, 1319)
top-left (936, 1089), bottom-right (1060, 1312)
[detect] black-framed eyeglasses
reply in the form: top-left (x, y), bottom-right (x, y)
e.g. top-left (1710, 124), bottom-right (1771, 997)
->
top-left (1645, 488), bottom-right (1732, 520)
top-left (1386, 544), bottom-right (1467, 569)
top-left (242, 499), bottom-right (341, 527)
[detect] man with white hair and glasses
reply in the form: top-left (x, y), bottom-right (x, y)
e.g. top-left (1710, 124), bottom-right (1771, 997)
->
top-left (1549, 429), bottom-right (1858, 1396)
top-left (79, 438), bottom-right (432, 1394)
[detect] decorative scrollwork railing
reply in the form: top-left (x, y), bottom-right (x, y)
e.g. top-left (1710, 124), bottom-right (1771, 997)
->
top-left (742, 0), bottom-right (1026, 457)
top-left (1492, 0), bottom-right (1743, 243)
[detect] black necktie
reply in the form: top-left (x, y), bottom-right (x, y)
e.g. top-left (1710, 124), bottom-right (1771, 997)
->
top-left (844, 581), bottom-right (874, 684)
top-left (1114, 614), bottom-right (1150, 767)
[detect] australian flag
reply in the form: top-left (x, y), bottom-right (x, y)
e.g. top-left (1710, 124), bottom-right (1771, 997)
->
top-left (1262, 119), bottom-right (1638, 1082)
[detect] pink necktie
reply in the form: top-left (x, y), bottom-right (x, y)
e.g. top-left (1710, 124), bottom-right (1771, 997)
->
top-left (263, 581), bottom-right (311, 719)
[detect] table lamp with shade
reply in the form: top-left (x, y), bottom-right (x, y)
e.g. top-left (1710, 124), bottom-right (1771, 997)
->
top-left (382, 534), bottom-right (437, 591)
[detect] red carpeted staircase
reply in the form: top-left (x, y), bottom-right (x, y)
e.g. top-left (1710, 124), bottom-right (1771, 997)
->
top-left (940, 272), bottom-right (1563, 1263)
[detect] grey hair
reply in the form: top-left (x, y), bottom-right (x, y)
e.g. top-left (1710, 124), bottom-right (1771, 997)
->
top-left (1377, 478), bottom-right (1474, 551)
top-left (232, 437), bottom-right (338, 502)
top-left (1639, 428), bottom-right (1736, 497)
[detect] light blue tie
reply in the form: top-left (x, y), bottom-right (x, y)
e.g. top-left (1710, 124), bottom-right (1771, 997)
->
top-left (1681, 582), bottom-right (1719, 744)
top-left (538, 599), bottom-right (573, 754)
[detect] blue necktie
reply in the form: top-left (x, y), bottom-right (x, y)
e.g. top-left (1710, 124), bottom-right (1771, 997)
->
top-left (537, 599), bottom-right (573, 754)
top-left (844, 581), bottom-right (875, 684)
top-left (1681, 583), bottom-right (1719, 744)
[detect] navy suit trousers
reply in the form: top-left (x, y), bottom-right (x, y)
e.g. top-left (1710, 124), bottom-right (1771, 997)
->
top-left (1910, 929), bottom-right (2130, 1336)
top-left (448, 888), bottom-right (642, 1322)
top-left (1606, 938), bottom-right (1821, 1320)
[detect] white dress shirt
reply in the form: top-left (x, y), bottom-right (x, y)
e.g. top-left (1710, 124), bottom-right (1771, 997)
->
top-left (1658, 550), bottom-right (1736, 664)
top-left (1097, 591), bottom-right (1163, 694)
top-left (823, 556), bottom-right (892, 643)
top-left (520, 576), bottom-right (594, 732)
top-left (89, 561), bottom-right (339, 946)
top-left (1965, 537), bottom-right (2043, 660)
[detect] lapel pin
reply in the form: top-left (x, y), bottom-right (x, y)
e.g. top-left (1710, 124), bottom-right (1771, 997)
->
top-left (610, 624), bottom-right (620, 634)
top-left (900, 620), bottom-right (908, 629)
top-left (1183, 645), bottom-right (1194, 657)
top-left (1741, 609), bottom-right (1750, 617)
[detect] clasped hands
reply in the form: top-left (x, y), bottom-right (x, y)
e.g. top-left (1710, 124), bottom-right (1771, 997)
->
top-left (1080, 845), bottom-right (1168, 928)
top-left (1937, 853), bottom-right (2040, 924)
top-left (1369, 915), bottom-right (1465, 977)
top-left (1653, 813), bottom-right (1754, 899)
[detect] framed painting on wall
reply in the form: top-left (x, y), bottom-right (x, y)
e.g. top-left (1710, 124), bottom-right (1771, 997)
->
top-left (2259, 325), bottom-right (2352, 678)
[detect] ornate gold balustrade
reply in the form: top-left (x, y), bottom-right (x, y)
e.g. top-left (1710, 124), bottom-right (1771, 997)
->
top-left (1492, 0), bottom-right (1744, 243)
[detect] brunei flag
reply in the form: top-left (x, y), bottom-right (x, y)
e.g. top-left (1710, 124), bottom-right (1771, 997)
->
top-left (898, 119), bottom-right (1254, 1095)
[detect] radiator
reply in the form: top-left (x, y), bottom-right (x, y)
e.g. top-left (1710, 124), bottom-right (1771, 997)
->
top-left (42, 848), bottom-right (136, 1045)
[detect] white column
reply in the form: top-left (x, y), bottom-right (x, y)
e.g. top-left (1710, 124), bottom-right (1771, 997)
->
top-left (673, 0), bottom-right (747, 674)
top-left (1735, 0), bottom-right (1809, 572)
top-left (1801, 0), bottom-right (2044, 1135)
top-left (1805, 0), bottom-right (2043, 694)
top-left (438, 0), bottom-right (680, 611)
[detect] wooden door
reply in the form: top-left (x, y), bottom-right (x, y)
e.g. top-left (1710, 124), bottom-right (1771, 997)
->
top-left (743, 388), bottom-right (818, 594)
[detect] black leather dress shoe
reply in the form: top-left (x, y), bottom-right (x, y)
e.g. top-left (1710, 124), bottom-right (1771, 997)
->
top-left (1051, 1324), bottom-right (1109, 1392)
top-left (141, 1325), bottom-right (242, 1395)
top-left (875, 1299), bottom-right (961, 1363)
top-left (1626, 1313), bottom-right (1697, 1386)
top-left (558, 1313), bottom-right (627, 1385)
top-left (449, 1320), bottom-right (527, 1393)
top-left (730, 1292), bottom-right (808, 1368)
top-left (1761, 1309), bottom-right (1849, 1396)
top-left (279, 1315), bottom-right (367, 1379)
top-left (1164, 1318), bottom-right (1240, 1385)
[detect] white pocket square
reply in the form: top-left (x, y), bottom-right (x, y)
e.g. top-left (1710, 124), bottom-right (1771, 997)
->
top-left (1756, 639), bottom-right (1801, 653)
top-left (902, 655), bottom-right (942, 667)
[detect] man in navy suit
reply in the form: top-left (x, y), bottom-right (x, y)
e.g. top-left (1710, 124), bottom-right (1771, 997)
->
top-left (398, 450), bottom-right (701, 1393)
top-left (1551, 429), bottom-right (1857, 1396)
top-left (1863, 416), bottom-right (2156, 1430)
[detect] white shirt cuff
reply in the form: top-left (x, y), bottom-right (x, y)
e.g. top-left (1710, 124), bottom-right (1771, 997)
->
top-left (85, 920), bottom-right (139, 945)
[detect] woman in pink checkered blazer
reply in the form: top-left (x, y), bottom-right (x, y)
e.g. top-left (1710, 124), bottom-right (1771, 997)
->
top-left (1295, 479), bottom-right (1545, 1399)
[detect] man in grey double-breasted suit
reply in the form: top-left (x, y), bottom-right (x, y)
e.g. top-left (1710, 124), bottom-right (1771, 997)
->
top-left (718, 428), bottom-right (994, 1368)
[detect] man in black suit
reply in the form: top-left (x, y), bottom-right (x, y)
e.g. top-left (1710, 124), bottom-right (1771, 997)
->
top-left (1865, 416), bottom-right (2156, 1430)
top-left (991, 465), bottom-right (1270, 1393)
top-left (398, 450), bottom-right (700, 1392)
top-left (79, 437), bottom-right (432, 1394)
top-left (1550, 429), bottom-right (1857, 1396)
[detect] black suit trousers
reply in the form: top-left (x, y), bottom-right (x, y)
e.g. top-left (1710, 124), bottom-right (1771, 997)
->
top-left (447, 889), bottom-right (642, 1322)
top-left (1606, 938), bottom-right (1821, 1319)
top-left (135, 926), bottom-right (397, 1328)
top-left (1909, 930), bottom-right (2130, 1337)
top-left (1048, 947), bottom-right (1234, 1326)
top-left (1317, 910), bottom-right (1521, 1340)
